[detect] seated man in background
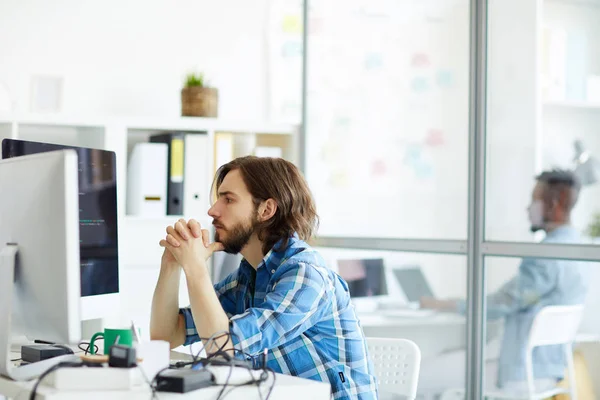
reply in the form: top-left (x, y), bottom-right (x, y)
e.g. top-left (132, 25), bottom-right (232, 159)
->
top-left (420, 169), bottom-right (590, 394)
top-left (150, 156), bottom-right (378, 400)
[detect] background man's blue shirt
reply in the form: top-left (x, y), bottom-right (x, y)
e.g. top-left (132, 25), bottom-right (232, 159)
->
top-left (457, 225), bottom-right (590, 386)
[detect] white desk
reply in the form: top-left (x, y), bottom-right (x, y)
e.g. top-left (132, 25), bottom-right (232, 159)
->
top-left (0, 370), bottom-right (331, 400)
top-left (1, 349), bottom-right (330, 400)
top-left (358, 312), bottom-right (502, 359)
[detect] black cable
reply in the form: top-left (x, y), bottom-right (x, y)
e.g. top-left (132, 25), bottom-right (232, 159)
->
top-left (210, 331), bottom-right (271, 400)
top-left (77, 341), bottom-right (99, 355)
top-left (214, 362), bottom-right (235, 400)
top-left (208, 347), bottom-right (270, 400)
top-left (149, 365), bottom-right (173, 399)
top-left (265, 368), bottom-right (276, 400)
top-left (29, 361), bottom-right (82, 400)
top-left (160, 331), bottom-right (272, 399)
top-left (193, 331), bottom-right (231, 363)
top-left (31, 339), bottom-right (102, 356)
top-left (10, 358), bottom-right (21, 362)
top-left (213, 364), bottom-right (273, 400)
top-left (49, 344), bottom-right (74, 355)
top-left (32, 340), bottom-right (54, 345)
top-left (136, 364), bottom-right (161, 400)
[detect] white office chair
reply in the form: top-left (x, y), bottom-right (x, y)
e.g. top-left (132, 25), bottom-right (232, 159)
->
top-left (367, 337), bottom-right (421, 400)
top-left (440, 304), bottom-right (584, 400)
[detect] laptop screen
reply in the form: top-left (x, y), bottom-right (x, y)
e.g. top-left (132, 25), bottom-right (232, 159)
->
top-left (393, 268), bottom-right (433, 302)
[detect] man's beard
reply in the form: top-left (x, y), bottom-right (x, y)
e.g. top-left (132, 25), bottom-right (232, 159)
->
top-left (530, 225), bottom-right (544, 233)
top-left (214, 216), bottom-right (258, 254)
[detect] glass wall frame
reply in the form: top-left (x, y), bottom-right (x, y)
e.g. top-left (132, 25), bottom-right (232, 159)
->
top-left (300, 0), bottom-right (600, 399)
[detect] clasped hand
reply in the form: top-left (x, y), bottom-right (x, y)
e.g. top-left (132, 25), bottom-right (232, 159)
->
top-left (159, 218), bottom-right (224, 270)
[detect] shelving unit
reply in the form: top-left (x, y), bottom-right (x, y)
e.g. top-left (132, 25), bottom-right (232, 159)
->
top-left (0, 113), bottom-right (299, 270)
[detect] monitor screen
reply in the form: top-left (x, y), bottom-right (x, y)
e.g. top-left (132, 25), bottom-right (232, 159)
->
top-left (337, 258), bottom-right (387, 297)
top-left (2, 139), bottom-right (119, 297)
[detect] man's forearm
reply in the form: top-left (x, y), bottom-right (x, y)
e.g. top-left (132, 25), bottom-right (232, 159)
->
top-left (150, 264), bottom-right (182, 344)
top-left (184, 262), bottom-right (231, 355)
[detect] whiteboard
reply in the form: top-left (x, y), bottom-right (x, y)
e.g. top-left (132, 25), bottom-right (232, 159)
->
top-left (267, 0), bottom-right (470, 239)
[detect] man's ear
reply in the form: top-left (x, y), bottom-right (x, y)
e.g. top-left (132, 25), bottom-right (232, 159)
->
top-left (258, 199), bottom-right (277, 222)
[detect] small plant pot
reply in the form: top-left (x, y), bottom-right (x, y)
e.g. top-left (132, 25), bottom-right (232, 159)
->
top-left (181, 87), bottom-right (218, 117)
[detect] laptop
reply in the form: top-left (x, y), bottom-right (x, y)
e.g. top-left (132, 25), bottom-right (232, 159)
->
top-left (392, 267), bottom-right (434, 307)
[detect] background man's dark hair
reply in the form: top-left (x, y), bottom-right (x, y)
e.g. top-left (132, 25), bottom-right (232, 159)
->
top-left (213, 156), bottom-right (319, 254)
top-left (535, 169), bottom-right (581, 213)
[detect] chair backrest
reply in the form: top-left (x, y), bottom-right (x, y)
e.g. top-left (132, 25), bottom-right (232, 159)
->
top-left (367, 337), bottom-right (421, 399)
top-left (527, 304), bottom-right (584, 350)
top-left (524, 305), bottom-right (584, 399)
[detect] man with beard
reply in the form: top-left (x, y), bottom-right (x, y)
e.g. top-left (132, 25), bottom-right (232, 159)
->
top-left (418, 169), bottom-right (590, 395)
top-left (150, 156), bottom-right (378, 400)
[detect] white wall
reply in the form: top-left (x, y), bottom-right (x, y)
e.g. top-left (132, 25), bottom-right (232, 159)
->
top-left (542, 1), bottom-right (600, 235)
top-left (0, 0), bottom-right (277, 337)
top-left (0, 0), bottom-right (270, 120)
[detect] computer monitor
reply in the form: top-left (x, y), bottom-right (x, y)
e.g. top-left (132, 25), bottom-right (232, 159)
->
top-left (392, 267), bottom-right (434, 304)
top-left (0, 150), bottom-right (82, 380)
top-left (337, 258), bottom-right (388, 298)
top-left (2, 138), bottom-right (119, 321)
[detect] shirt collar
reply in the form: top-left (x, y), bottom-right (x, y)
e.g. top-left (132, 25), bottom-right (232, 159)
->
top-left (545, 224), bottom-right (577, 238)
top-left (240, 234), bottom-right (299, 277)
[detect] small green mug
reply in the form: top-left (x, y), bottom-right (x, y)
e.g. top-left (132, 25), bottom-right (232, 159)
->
top-left (89, 327), bottom-right (135, 355)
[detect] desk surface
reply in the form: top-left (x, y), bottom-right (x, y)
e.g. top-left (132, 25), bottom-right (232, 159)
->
top-left (0, 368), bottom-right (331, 400)
top-left (358, 312), bottom-right (465, 327)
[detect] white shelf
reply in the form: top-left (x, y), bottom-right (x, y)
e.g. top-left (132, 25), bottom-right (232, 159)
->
top-left (0, 113), bottom-right (298, 135)
top-left (543, 100), bottom-right (600, 110)
top-left (123, 116), bottom-right (297, 135)
top-left (0, 113), bottom-right (108, 128)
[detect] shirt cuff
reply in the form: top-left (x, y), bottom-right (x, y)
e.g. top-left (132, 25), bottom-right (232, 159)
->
top-left (179, 307), bottom-right (200, 346)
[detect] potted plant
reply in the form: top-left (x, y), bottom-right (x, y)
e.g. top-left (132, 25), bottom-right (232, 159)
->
top-left (181, 72), bottom-right (218, 117)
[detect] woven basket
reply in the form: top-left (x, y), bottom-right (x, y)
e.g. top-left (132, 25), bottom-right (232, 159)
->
top-left (181, 86), bottom-right (218, 117)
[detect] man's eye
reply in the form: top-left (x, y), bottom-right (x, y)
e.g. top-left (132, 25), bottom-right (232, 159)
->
top-left (225, 198), bottom-right (233, 204)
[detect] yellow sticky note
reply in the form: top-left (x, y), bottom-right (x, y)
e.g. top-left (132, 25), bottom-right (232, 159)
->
top-left (170, 138), bottom-right (184, 182)
top-left (282, 15), bottom-right (302, 33)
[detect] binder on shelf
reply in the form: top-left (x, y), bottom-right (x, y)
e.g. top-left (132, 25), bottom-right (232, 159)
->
top-left (183, 133), bottom-right (209, 218)
top-left (126, 142), bottom-right (168, 217)
top-left (150, 131), bottom-right (209, 216)
top-left (150, 132), bottom-right (186, 215)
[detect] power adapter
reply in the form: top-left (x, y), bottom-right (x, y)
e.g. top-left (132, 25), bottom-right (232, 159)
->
top-left (155, 368), bottom-right (214, 393)
top-left (21, 344), bottom-right (73, 363)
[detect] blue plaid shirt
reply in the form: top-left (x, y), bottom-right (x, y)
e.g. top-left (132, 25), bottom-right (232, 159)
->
top-left (179, 235), bottom-right (378, 399)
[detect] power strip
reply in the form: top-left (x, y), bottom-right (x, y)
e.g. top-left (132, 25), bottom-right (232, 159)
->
top-left (46, 366), bottom-right (144, 390)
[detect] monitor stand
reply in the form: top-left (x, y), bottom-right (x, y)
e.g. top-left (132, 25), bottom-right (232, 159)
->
top-left (0, 245), bottom-right (79, 381)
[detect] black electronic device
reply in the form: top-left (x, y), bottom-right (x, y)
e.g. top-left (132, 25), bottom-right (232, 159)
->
top-left (21, 345), bottom-right (73, 363)
top-left (156, 368), bottom-right (215, 393)
top-left (108, 344), bottom-right (137, 368)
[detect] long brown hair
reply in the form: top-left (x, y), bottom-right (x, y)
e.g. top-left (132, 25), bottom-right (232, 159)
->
top-left (213, 156), bottom-right (319, 254)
